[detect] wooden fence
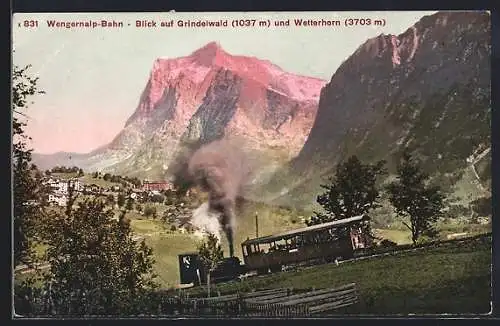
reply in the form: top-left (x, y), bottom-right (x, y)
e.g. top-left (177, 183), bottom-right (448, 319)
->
top-left (157, 283), bottom-right (359, 317)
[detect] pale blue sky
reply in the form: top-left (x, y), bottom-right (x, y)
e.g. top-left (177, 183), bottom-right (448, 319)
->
top-left (12, 11), bottom-right (436, 154)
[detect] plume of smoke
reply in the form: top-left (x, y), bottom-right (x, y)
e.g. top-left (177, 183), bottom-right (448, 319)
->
top-left (182, 138), bottom-right (252, 257)
top-left (191, 202), bottom-right (222, 241)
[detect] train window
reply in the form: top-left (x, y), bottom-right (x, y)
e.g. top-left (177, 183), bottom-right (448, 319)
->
top-left (275, 239), bottom-right (287, 250)
top-left (304, 234), bottom-right (315, 245)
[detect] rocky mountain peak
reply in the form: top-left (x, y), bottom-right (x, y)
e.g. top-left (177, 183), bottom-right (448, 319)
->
top-left (190, 41), bottom-right (227, 66)
top-left (79, 42), bottom-right (327, 180)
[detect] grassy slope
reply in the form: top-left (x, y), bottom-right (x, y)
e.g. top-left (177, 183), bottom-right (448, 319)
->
top-left (129, 213), bottom-right (490, 288)
top-left (373, 229), bottom-right (412, 244)
top-left (30, 173), bottom-right (492, 293)
top-left (128, 200), bottom-right (300, 287)
top-left (189, 236), bottom-right (492, 314)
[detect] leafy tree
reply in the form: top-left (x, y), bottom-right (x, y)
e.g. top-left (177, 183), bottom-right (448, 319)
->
top-left (150, 194), bottom-right (165, 203)
top-left (38, 197), bottom-right (157, 315)
top-left (103, 173), bottom-right (111, 181)
top-left (78, 168), bottom-right (84, 177)
top-left (12, 64), bottom-right (46, 267)
top-left (307, 155), bottom-right (386, 226)
top-left (92, 172), bottom-right (99, 178)
top-left (125, 197), bottom-right (134, 211)
top-left (143, 205), bottom-right (157, 218)
top-left (117, 193), bottom-right (126, 208)
top-left (162, 205), bottom-right (182, 225)
top-left (443, 204), bottom-right (469, 220)
top-left (164, 189), bottom-right (177, 205)
top-left (106, 194), bottom-right (115, 206)
top-left (469, 196), bottom-right (492, 217)
top-left (197, 233), bottom-right (224, 297)
top-left (136, 204), bottom-right (143, 213)
top-left (386, 150), bottom-right (445, 245)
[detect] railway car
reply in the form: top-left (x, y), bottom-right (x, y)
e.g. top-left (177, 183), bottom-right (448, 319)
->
top-left (241, 214), bottom-right (373, 274)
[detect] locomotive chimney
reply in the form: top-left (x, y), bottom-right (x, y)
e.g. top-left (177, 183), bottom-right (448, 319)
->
top-left (255, 212), bottom-right (259, 238)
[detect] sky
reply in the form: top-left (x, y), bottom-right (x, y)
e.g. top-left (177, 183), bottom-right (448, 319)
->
top-left (12, 11), bottom-right (436, 154)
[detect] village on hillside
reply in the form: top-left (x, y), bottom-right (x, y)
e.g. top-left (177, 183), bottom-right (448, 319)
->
top-left (43, 175), bottom-right (171, 206)
top-left (41, 166), bottom-right (181, 205)
top-left (37, 167), bottom-right (199, 230)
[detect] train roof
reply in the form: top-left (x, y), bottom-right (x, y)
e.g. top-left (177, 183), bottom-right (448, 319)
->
top-left (241, 214), bottom-right (370, 246)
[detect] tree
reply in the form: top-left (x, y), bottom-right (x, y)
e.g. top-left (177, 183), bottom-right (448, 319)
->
top-left (150, 194), bottom-right (165, 204)
top-left (162, 205), bottom-right (182, 225)
top-left (78, 168), bottom-right (84, 177)
top-left (197, 233), bottom-right (224, 298)
top-left (164, 189), bottom-right (177, 205)
top-left (106, 194), bottom-right (115, 206)
top-left (117, 193), bottom-right (126, 208)
top-left (307, 155), bottom-right (386, 226)
top-left (143, 205), bottom-right (157, 218)
top-left (469, 196), bottom-right (492, 218)
top-left (125, 197), bottom-right (134, 211)
top-left (39, 197), bottom-right (157, 315)
top-left (12, 64), bottom-right (46, 267)
top-left (386, 150), bottom-right (445, 245)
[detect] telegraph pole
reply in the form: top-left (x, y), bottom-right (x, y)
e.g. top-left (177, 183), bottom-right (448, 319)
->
top-left (255, 212), bottom-right (259, 238)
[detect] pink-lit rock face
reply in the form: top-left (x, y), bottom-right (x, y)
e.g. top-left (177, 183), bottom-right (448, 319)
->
top-left (109, 41), bottom-right (327, 172)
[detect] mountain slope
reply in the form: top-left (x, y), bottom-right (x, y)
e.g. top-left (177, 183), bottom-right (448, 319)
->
top-left (34, 42), bottom-right (326, 180)
top-left (262, 11), bottom-right (491, 208)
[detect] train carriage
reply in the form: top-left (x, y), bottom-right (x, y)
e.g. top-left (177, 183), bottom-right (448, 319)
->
top-left (241, 214), bottom-right (372, 274)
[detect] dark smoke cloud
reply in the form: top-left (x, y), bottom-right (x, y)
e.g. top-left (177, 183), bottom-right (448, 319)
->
top-left (168, 141), bottom-right (203, 195)
top-left (174, 138), bottom-right (252, 257)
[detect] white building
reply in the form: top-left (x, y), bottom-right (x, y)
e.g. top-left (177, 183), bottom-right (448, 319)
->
top-left (68, 178), bottom-right (83, 192)
top-left (48, 194), bottom-right (68, 207)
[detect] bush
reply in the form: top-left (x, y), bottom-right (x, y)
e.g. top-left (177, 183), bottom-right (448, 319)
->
top-left (415, 235), bottom-right (433, 245)
top-left (470, 197), bottom-right (492, 217)
top-left (444, 204), bottom-right (469, 219)
top-left (144, 205), bottom-right (157, 218)
top-left (150, 194), bottom-right (165, 203)
top-left (379, 239), bottom-right (397, 248)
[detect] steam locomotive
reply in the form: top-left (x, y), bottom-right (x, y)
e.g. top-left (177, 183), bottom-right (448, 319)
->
top-left (179, 214), bottom-right (372, 286)
top-left (178, 254), bottom-right (245, 286)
